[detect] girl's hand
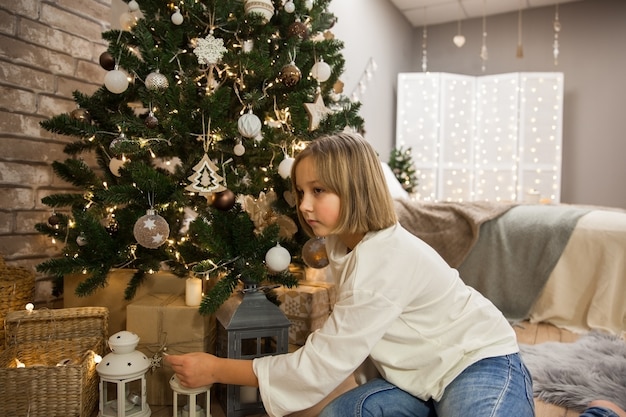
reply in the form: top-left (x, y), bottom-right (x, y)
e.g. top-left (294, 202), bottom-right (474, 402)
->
top-left (165, 352), bottom-right (216, 388)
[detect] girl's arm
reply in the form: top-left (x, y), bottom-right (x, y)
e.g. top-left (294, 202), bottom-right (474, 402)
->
top-left (165, 352), bottom-right (258, 388)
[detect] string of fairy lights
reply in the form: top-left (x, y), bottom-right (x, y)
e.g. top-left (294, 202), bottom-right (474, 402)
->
top-left (396, 72), bottom-right (563, 203)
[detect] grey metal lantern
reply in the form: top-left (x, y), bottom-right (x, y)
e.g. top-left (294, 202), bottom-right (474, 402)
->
top-left (215, 283), bottom-right (291, 417)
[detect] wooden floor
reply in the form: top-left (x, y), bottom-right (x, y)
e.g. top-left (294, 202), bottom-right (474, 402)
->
top-left (514, 320), bottom-right (581, 417)
top-left (150, 320), bottom-right (581, 417)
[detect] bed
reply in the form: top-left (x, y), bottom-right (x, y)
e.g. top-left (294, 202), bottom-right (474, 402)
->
top-left (393, 199), bottom-right (626, 336)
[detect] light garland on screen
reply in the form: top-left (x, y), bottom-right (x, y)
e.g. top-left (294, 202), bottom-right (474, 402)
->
top-left (350, 57), bottom-right (378, 103)
top-left (480, 0), bottom-right (488, 72)
top-left (553, 4), bottom-right (561, 65)
top-left (396, 72), bottom-right (563, 203)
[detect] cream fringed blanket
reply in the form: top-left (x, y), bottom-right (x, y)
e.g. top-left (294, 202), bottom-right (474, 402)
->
top-left (393, 199), bottom-right (514, 268)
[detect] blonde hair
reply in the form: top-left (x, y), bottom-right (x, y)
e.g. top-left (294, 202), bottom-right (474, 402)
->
top-left (291, 132), bottom-right (397, 237)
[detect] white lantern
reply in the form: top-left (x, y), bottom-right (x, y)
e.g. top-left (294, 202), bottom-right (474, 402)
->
top-left (170, 375), bottom-right (212, 417)
top-left (96, 331), bottom-right (151, 417)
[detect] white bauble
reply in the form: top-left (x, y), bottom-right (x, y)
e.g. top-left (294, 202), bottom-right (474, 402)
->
top-left (244, 0), bottom-right (274, 22)
top-left (284, 1), bottom-right (295, 13)
top-left (304, 0), bottom-right (313, 10)
top-left (128, 0), bottom-right (139, 12)
top-left (234, 142), bottom-right (246, 156)
top-left (237, 110), bottom-right (262, 138)
top-left (242, 39), bottom-right (254, 53)
top-left (171, 10), bottom-right (184, 25)
top-left (104, 69), bottom-right (129, 94)
top-left (265, 243), bottom-right (291, 272)
top-left (311, 59), bottom-right (331, 82)
top-left (109, 157), bottom-right (126, 177)
top-left (278, 156), bottom-right (294, 179)
top-left (76, 234), bottom-right (88, 246)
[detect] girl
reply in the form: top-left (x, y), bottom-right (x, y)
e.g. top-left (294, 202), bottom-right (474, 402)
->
top-left (166, 133), bottom-right (626, 417)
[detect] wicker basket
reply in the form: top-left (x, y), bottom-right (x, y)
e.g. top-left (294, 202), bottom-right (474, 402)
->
top-left (0, 257), bottom-right (35, 349)
top-left (0, 307), bottom-right (108, 417)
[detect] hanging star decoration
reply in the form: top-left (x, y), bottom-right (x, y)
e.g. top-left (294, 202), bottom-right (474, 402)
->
top-left (304, 92), bottom-right (331, 131)
top-left (193, 33), bottom-right (227, 65)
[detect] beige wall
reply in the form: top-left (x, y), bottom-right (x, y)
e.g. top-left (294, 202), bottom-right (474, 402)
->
top-left (0, 0), bottom-right (111, 301)
top-left (407, 0), bottom-right (626, 209)
top-left (329, 0), bottom-right (414, 159)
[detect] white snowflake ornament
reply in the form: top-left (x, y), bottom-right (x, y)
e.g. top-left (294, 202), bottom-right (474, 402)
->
top-left (193, 33), bottom-right (227, 66)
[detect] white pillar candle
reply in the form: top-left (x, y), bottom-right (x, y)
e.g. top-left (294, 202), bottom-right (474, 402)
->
top-left (185, 277), bottom-right (203, 307)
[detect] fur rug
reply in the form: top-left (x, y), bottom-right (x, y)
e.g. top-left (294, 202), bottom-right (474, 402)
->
top-left (519, 332), bottom-right (626, 411)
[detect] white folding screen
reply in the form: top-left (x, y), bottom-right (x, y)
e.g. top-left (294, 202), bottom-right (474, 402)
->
top-left (396, 72), bottom-right (564, 203)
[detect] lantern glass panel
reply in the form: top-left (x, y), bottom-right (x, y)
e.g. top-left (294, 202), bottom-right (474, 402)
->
top-left (241, 335), bottom-right (278, 356)
top-left (175, 392), bottom-right (209, 417)
top-left (101, 380), bottom-right (118, 416)
top-left (101, 378), bottom-right (145, 417)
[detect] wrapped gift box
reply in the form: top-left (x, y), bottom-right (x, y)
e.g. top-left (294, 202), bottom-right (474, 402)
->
top-left (64, 269), bottom-right (186, 335)
top-left (274, 281), bottom-right (336, 346)
top-left (126, 293), bottom-right (214, 405)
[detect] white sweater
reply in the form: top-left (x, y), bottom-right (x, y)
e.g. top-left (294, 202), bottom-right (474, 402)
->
top-left (253, 223), bottom-right (519, 417)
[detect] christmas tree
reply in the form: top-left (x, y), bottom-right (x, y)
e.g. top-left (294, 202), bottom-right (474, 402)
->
top-left (388, 146), bottom-right (418, 194)
top-left (36, 0), bottom-right (364, 314)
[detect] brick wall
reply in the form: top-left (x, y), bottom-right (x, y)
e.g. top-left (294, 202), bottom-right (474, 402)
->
top-left (0, 0), bottom-right (112, 303)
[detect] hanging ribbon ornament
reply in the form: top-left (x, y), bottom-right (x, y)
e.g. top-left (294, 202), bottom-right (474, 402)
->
top-left (185, 118), bottom-right (227, 201)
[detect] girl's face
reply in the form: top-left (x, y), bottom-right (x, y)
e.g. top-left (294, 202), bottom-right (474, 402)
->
top-left (294, 156), bottom-right (341, 238)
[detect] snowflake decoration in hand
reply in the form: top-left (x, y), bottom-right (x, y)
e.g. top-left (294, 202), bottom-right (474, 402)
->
top-left (193, 33), bottom-right (227, 65)
top-left (149, 351), bottom-right (163, 372)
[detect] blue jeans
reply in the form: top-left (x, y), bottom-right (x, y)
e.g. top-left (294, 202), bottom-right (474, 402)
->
top-left (582, 408), bottom-right (624, 417)
top-left (319, 353), bottom-right (535, 417)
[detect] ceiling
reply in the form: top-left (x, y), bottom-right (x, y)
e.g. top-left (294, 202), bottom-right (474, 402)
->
top-left (388, 0), bottom-right (583, 27)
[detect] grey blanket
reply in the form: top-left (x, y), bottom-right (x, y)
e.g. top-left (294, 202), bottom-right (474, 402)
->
top-left (394, 199), bottom-right (514, 268)
top-left (458, 205), bottom-right (590, 320)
